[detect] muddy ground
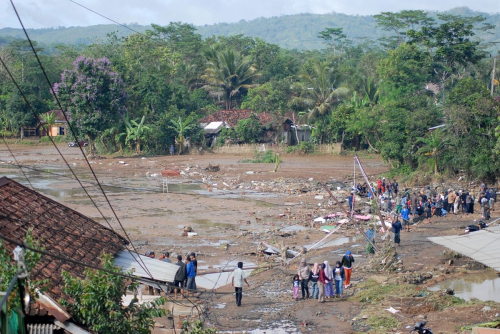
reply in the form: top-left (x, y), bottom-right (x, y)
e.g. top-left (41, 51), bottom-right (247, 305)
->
top-left (1, 142), bottom-right (499, 334)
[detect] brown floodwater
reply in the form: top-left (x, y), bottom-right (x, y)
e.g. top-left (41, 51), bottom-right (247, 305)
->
top-left (429, 269), bottom-right (500, 302)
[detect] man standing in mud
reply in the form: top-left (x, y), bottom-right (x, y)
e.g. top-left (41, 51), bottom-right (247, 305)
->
top-left (232, 262), bottom-right (250, 306)
top-left (391, 215), bottom-right (402, 245)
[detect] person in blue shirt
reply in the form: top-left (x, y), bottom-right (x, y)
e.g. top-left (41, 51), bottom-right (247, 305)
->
top-left (401, 205), bottom-right (410, 232)
top-left (185, 256), bottom-right (196, 296)
top-left (348, 192), bottom-right (354, 212)
top-left (365, 224), bottom-right (376, 255)
top-left (391, 216), bottom-right (402, 245)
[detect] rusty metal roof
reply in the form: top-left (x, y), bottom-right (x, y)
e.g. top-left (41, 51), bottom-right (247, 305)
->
top-left (0, 177), bottom-right (128, 316)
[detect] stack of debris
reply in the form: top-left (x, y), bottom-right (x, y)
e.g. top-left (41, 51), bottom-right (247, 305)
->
top-left (369, 244), bottom-right (405, 272)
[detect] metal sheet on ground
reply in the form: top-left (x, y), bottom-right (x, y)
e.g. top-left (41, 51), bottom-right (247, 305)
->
top-left (428, 225), bottom-right (500, 272)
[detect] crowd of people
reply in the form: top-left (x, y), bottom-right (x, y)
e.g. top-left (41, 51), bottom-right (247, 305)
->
top-left (144, 251), bottom-right (198, 298)
top-left (354, 178), bottom-right (497, 223)
top-left (292, 252), bottom-right (355, 303)
top-left (354, 180), bottom-right (498, 253)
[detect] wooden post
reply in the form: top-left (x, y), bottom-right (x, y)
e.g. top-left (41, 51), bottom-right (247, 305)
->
top-left (0, 292), bottom-right (7, 334)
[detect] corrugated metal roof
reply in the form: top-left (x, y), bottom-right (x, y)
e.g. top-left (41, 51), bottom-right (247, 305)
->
top-left (114, 251), bottom-right (179, 283)
top-left (27, 323), bottom-right (60, 334)
top-left (428, 225), bottom-right (500, 271)
top-left (204, 121), bottom-right (224, 130)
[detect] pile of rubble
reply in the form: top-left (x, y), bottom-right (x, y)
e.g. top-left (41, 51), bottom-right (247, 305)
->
top-left (368, 244), bottom-right (405, 272)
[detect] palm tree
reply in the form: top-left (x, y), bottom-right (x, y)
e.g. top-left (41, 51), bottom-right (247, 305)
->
top-left (40, 111), bottom-right (56, 137)
top-left (416, 128), bottom-right (449, 175)
top-left (290, 61), bottom-right (349, 121)
top-left (362, 77), bottom-right (379, 106)
top-left (202, 49), bottom-right (260, 109)
top-left (168, 116), bottom-right (196, 155)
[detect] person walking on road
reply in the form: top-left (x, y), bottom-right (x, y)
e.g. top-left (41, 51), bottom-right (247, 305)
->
top-left (391, 215), bottom-right (403, 245)
top-left (185, 257), bottom-right (196, 297)
top-left (334, 261), bottom-right (346, 297)
top-left (318, 263), bottom-right (326, 303)
top-left (298, 258), bottom-right (311, 299)
top-left (341, 250), bottom-right (355, 289)
top-left (365, 224), bottom-right (376, 255)
top-left (231, 262), bottom-right (249, 306)
top-left (323, 261), bottom-right (334, 298)
top-left (173, 255), bottom-right (186, 299)
top-left (309, 262), bottom-right (320, 299)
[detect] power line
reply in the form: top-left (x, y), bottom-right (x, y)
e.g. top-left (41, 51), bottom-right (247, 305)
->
top-left (0, 51), bottom-right (151, 277)
top-left (8, 0), bottom-right (153, 280)
top-left (0, 232), bottom-right (231, 296)
top-left (2, 138), bottom-right (34, 189)
top-left (68, 0), bottom-right (143, 35)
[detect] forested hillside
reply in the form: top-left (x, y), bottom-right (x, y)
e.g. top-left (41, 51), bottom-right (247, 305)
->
top-left (0, 7), bottom-right (498, 50)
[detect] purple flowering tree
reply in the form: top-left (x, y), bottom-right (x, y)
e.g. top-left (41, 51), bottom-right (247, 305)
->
top-left (55, 56), bottom-right (126, 156)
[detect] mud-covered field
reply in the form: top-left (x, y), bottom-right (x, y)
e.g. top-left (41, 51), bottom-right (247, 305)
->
top-left (1, 142), bottom-right (499, 333)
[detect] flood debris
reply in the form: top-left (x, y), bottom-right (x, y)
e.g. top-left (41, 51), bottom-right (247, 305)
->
top-left (204, 164), bottom-right (220, 172)
top-left (367, 244), bottom-right (405, 272)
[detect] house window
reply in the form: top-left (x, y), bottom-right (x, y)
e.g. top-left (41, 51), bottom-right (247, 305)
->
top-left (301, 134), bottom-right (304, 141)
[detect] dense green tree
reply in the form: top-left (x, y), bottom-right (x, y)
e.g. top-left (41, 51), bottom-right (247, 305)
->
top-left (55, 56), bottom-right (127, 156)
top-left (241, 80), bottom-right (291, 113)
top-left (234, 114), bottom-right (262, 143)
top-left (374, 10), bottom-right (435, 48)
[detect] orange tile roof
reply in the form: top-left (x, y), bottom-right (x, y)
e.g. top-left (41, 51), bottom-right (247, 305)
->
top-left (0, 177), bottom-right (128, 316)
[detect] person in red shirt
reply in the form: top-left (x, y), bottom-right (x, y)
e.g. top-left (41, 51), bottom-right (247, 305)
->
top-left (377, 179), bottom-right (383, 195)
top-left (317, 263), bottom-right (326, 303)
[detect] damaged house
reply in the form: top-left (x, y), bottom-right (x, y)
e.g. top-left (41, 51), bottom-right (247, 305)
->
top-left (199, 109), bottom-right (313, 146)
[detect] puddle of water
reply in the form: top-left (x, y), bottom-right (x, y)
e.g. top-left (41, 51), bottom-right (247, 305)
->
top-left (305, 237), bottom-right (355, 249)
top-left (212, 303), bottom-right (226, 309)
top-left (249, 321), bottom-right (299, 334)
top-left (429, 270), bottom-right (500, 302)
top-left (280, 225), bottom-right (307, 232)
top-left (195, 189), bottom-right (280, 199)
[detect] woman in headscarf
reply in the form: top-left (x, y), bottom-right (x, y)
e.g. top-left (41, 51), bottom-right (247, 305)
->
top-left (323, 260), bottom-right (334, 298)
top-left (309, 262), bottom-right (320, 299)
top-left (341, 250), bottom-right (355, 289)
top-left (297, 258), bottom-right (310, 299)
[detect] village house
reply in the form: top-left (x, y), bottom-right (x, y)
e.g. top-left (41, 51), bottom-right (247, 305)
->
top-left (40, 110), bottom-right (68, 137)
top-left (198, 109), bottom-right (313, 147)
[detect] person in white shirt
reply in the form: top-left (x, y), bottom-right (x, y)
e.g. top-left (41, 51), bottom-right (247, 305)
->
top-left (231, 262), bottom-right (250, 306)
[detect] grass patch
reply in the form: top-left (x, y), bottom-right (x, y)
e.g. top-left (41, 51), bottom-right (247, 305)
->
top-left (462, 318), bottom-right (500, 330)
top-left (353, 279), bottom-right (419, 304)
top-left (241, 150), bottom-right (282, 164)
top-left (366, 315), bottom-right (399, 333)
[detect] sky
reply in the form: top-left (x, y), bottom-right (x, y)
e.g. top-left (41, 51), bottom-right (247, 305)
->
top-left (1, 0), bottom-right (499, 29)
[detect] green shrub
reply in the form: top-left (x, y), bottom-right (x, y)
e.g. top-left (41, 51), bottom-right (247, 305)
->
top-left (242, 150), bottom-right (282, 163)
top-left (298, 141), bottom-right (315, 154)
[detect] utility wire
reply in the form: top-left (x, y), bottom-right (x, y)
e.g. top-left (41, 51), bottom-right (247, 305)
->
top-left (2, 138), bottom-right (34, 189)
top-left (68, 0), bottom-right (143, 35)
top-left (0, 52), bottom-right (151, 278)
top-left (0, 232), bottom-right (233, 296)
top-left (8, 0), bottom-right (153, 280)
